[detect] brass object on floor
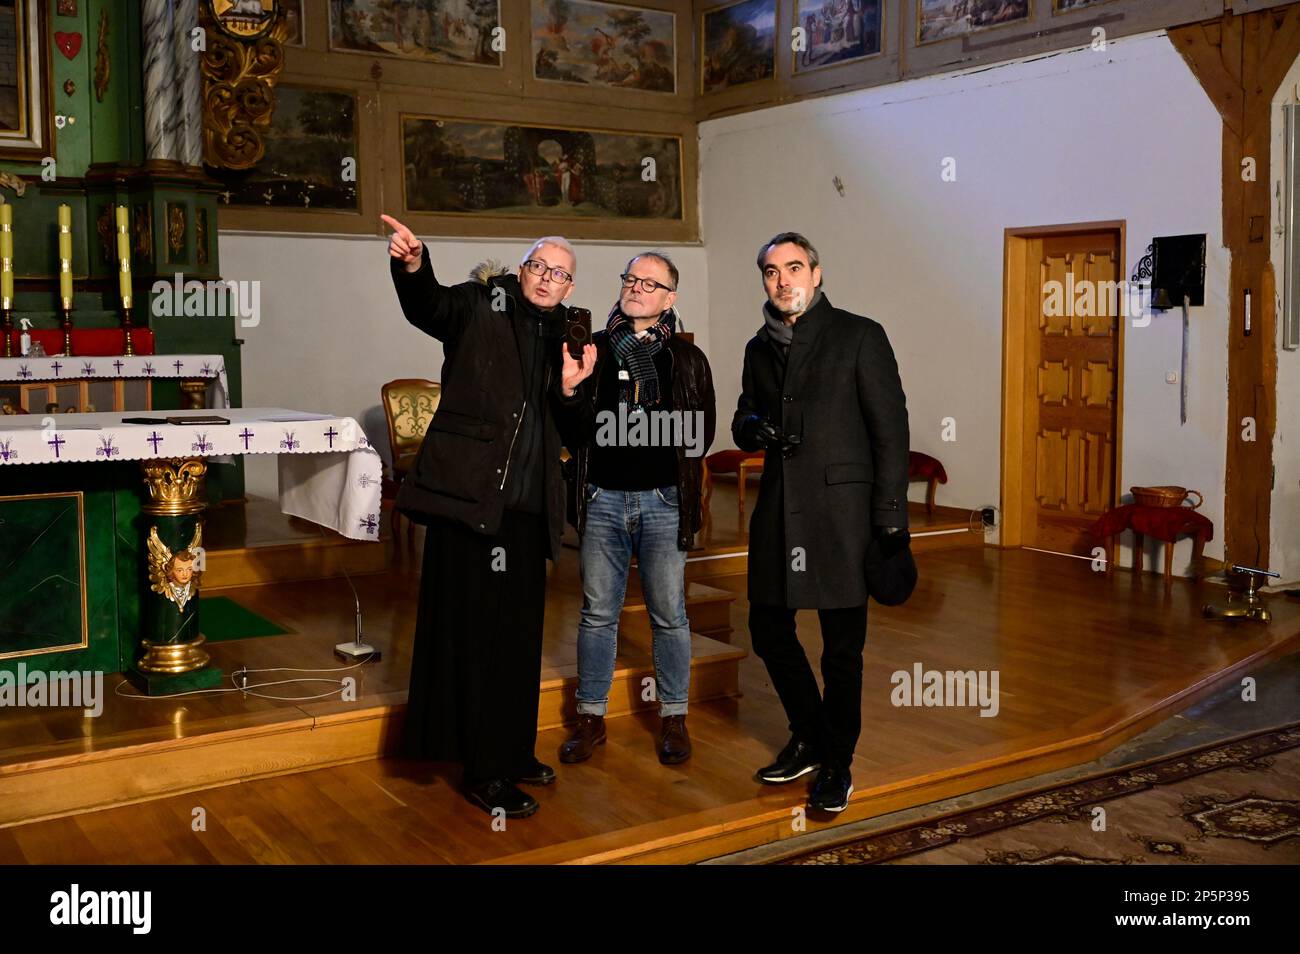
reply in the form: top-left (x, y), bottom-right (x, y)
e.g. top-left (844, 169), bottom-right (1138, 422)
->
top-left (1202, 564), bottom-right (1277, 622)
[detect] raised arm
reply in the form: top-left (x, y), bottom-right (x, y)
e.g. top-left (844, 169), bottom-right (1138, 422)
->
top-left (383, 213), bottom-right (475, 343)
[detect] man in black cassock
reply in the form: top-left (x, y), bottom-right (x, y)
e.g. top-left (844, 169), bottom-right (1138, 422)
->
top-left (734, 231), bottom-right (911, 814)
top-left (383, 214), bottom-right (595, 819)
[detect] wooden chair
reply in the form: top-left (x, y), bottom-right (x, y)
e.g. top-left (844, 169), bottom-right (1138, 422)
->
top-left (704, 449), bottom-right (766, 517)
top-left (380, 378), bottom-right (442, 540)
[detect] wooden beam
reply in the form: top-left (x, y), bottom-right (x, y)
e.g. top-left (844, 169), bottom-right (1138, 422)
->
top-left (1170, 3), bottom-right (1300, 569)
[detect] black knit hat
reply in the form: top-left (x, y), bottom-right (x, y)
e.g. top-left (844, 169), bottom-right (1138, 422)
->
top-left (865, 528), bottom-right (917, 606)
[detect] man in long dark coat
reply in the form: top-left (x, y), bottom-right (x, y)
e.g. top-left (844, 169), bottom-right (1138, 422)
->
top-left (384, 214), bottom-right (596, 819)
top-left (733, 231), bottom-right (910, 812)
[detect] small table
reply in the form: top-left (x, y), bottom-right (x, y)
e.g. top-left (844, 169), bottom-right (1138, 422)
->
top-left (1090, 503), bottom-right (1214, 580)
top-left (704, 449), bottom-right (765, 515)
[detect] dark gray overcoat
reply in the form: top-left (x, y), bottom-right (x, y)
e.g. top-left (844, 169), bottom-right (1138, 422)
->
top-left (732, 293), bottom-right (910, 609)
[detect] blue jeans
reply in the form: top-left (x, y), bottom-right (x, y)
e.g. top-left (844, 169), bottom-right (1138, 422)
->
top-left (576, 483), bottom-right (691, 717)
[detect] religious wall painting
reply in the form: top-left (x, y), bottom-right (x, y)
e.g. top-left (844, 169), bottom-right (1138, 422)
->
top-left (401, 116), bottom-right (683, 221)
top-left (282, 0), bottom-right (304, 43)
top-left (701, 0), bottom-right (776, 95)
top-left (531, 0), bottom-right (676, 94)
top-left (1053, 0), bottom-right (1110, 12)
top-left (0, 0), bottom-right (55, 160)
top-left (793, 0), bottom-right (882, 73)
top-left (329, 0), bottom-right (502, 67)
top-left (917, 0), bottom-right (1031, 45)
top-left (208, 0), bottom-right (280, 41)
top-left (211, 86), bottom-right (360, 210)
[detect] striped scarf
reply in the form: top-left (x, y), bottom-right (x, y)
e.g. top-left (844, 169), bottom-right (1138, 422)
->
top-left (605, 304), bottom-right (676, 408)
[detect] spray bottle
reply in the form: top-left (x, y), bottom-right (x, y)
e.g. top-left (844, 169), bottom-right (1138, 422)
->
top-left (18, 317), bottom-right (30, 356)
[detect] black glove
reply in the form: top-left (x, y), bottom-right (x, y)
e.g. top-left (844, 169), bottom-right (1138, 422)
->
top-left (739, 414), bottom-right (785, 452)
top-left (873, 526), bottom-right (910, 559)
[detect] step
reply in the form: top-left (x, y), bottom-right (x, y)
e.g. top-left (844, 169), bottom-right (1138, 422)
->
top-left (619, 580), bottom-right (735, 643)
top-left (0, 631), bottom-right (745, 828)
top-left (204, 535), bottom-right (388, 589)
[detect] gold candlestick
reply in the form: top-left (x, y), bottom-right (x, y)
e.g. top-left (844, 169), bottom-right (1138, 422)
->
top-left (61, 305), bottom-right (73, 356)
top-left (122, 304), bottom-right (135, 356)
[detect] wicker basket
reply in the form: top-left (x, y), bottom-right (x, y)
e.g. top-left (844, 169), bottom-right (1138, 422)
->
top-left (1131, 485), bottom-right (1203, 509)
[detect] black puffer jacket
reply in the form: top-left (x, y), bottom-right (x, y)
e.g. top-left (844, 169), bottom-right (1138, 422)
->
top-left (390, 247), bottom-right (572, 559)
top-left (560, 329), bottom-right (716, 551)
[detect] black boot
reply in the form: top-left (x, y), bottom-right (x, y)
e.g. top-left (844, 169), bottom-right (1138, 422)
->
top-left (808, 765), bottom-right (853, 812)
top-left (514, 758), bottom-right (556, 786)
top-left (756, 735), bottom-right (821, 784)
top-left (466, 779), bottom-right (539, 818)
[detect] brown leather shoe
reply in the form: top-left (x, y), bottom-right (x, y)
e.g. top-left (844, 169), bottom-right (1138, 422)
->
top-left (559, 714), bottom-right (606, 763)
top-left (658, 715), bottom-right (691, 764)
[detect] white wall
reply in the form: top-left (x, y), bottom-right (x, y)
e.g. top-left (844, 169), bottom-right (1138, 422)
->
top-left (698, 32), bottom-right (1229, 571)
top-left (218, 233), bottom-right (708, 498)
top-left (1270, 57), bottom-right (1300, 587)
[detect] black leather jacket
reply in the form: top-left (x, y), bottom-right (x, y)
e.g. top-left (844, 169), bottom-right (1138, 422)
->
top-left (559, 330), bottom-right (716, 551)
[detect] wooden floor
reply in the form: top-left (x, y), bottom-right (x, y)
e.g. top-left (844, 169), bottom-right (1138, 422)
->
top-left (1, 484), bottom-right (1296, 863)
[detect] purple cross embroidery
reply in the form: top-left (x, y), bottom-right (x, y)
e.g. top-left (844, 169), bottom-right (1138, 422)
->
top-left (50, 360), bottom-right (62, 377)
top-left (280, 430), bottom-right (299, 451)
top-left (239, 427), bottom-right (254, 450)
top-left (201, 362), bottom-right (214, 376)
top-left (146, 431), bottom-right (164, 453)
top-left (95, 435), bottom-right (119, 458)
top-left (173, 360), bottom-right (184, 374)
top-left (0, 440), bottom-right (16, 461)
top-left (359, 513), bottom-right (378, 535)
top-left (47, 433), bottom-right (65, 458)
top-left (17, 364), bottom-right (30, 378)
top-left (113, 359), bottom-right (124, 374)
top-left (324, 427), bottom-right (339, 448)
top-left (81, 362), bottom-right (96, 376)
top-left (143, 362), bottom-right (155, 376)
top-left (192, 432), bottom-right (212, 454)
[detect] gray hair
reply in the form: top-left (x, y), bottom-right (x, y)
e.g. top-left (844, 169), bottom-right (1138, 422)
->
top-left (625, 250), bottom-right (679, 291)
top-left (521, 236), bottom-right (577, 274)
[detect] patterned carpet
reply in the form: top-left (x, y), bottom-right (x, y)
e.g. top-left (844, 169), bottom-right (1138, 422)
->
top-left (778, 722), bottom-right (1300, 865)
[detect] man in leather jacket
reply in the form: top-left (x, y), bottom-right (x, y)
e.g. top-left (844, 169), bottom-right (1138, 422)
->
top-left (555, 252), bottom-right (716, 767)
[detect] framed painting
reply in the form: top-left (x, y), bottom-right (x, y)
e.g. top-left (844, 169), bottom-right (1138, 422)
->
top-left (401, 115), bottom-right (683, 221)
top-left (916, 0), bottom-right (1031, 45)
top-left (1052, 0), bottom-right (1110, 12)
top-left (700, 0), bottom-right (777, 95)
top-left (282, 0), bottom-right (303, 44)
top-left (531, 0), bottom-right (676, 94)
top-left (0, 0), bottom-right (54, 161)
top-left (793, 0), bottom-right (883, 74)
top-left (210, 85), bottom-right (360, 212)
top-left (328, 0), bottom-right (502, 67)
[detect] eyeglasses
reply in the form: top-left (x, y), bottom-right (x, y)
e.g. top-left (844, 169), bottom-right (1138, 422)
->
top-left (522, 259), bottom-right (573, 285)
top-left (621, 273), bottom-right (675, 294)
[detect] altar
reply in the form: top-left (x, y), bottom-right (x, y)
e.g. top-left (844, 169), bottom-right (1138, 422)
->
top-left (0, 408), bottom-right (382, 685)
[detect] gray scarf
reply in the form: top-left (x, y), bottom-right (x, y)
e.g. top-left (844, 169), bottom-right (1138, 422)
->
top-left (762, 288), bottom-right (822, 347)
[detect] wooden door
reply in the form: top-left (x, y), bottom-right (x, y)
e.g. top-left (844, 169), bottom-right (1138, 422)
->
top-left (1020, 231), bottom-right (1121, 555)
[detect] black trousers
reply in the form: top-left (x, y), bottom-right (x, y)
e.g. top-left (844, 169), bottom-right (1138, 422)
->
top-left (403, 511), bottom-right (548, 784)
top-left (748, 602), bottom-right (868, 770)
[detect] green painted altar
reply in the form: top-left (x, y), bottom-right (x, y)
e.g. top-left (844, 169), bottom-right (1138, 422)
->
top-left (0, 1), bottom-right (263, 681)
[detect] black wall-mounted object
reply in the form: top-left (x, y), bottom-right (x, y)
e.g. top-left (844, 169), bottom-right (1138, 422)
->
top-left (1150, 234), bottom-right (1207, 309)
